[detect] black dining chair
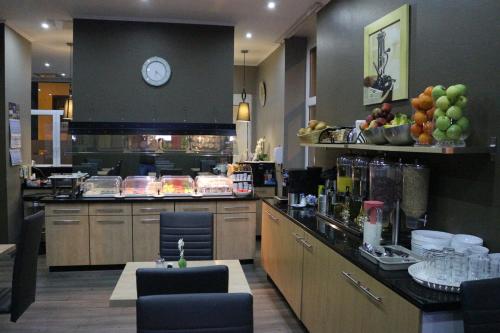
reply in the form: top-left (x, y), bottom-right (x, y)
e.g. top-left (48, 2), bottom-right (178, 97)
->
top-left (159, 212), bottom-right (213, 261)
top-left (136, 293), bottom-right (253, 333)
top-left (136, 265), bottom-right (228, 297)
top-left (0, 211), bottom-right (44, 322)
top-left (461, 278), bottom-right (500, 333)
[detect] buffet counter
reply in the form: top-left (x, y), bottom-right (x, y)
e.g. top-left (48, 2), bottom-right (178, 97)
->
top-left (39, 195), bottom-right (257, 268)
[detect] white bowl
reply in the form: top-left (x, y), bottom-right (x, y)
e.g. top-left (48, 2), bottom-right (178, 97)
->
top-left (451, 234), bottom-right (483, 252)
top-left (411, 230), bottom-right (453, 255)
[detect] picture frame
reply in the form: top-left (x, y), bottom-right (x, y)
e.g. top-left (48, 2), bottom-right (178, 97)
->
top-left (363, 4), bottom-right (409, 106)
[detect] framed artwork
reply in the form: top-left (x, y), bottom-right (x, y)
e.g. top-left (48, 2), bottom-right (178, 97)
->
top-left (363, 4), bottom-right (409, 105)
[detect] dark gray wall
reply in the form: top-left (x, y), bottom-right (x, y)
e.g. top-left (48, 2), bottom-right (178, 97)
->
top-left (233, 65), bottom-right (257, 96)
top-left (284, 37), bottom-right (307, 169)
top-left (0, 24), bottom-right (31, 243)
top-left (73, 19), bottom-right (234, 123)
top-left (316, 0), bottom-right (500, 250)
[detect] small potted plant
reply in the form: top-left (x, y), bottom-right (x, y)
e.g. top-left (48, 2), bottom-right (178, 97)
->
top-left (178, 238), bottom-right (187, 268)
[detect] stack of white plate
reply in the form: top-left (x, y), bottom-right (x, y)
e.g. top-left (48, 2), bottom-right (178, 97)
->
top-left (451, 234), bottom-right (483, 253)
top-left (411, 230), bottom-right (453, 256)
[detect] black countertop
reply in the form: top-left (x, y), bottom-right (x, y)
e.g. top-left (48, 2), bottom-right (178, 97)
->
top-left (31, 194), bottom-right (258, 203)
top-left (263, 198), bottom-right (461, 312)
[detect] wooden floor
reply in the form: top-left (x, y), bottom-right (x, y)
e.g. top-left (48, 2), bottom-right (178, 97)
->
top-left (0, 247), bottom-right (305, 332)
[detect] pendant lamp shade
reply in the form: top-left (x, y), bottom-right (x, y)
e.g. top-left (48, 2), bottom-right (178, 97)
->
top-left (63, 96), bottom-right (73, 120)
top-left (237, 101), bottom-right (250, 122)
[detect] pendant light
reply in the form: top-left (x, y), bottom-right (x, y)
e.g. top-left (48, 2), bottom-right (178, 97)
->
top-left (63, 42), bottom-right (73, 120)
top-left (236, 50), bottom-right (250, 122)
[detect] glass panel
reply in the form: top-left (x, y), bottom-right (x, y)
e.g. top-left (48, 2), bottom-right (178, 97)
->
top-left (308, 105), bottom-right (317, 122)
top-left (60, 119), bottom-right (73, 165)
top-left (31, 115), bottom-right (53, 164)
top-left (309, 47), bottom-right (317, 98)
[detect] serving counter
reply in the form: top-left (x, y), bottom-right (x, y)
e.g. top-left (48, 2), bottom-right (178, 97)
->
top-left (39, 195), bottom-right (257, 268)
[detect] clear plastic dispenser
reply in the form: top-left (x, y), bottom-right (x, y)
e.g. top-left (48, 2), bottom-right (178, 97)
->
top-left (122, 176), bottom-right (159, 196)
top-left (401, 161), bottom-right (430, 229)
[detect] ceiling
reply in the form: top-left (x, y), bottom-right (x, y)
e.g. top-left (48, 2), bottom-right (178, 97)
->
top-left (0, 0), bottom-right (328, 78)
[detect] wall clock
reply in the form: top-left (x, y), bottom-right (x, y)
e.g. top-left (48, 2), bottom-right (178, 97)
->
top-left (142, 56), bottom-right (172, 86)
top-left (259, 81), bottom-right (267, 107)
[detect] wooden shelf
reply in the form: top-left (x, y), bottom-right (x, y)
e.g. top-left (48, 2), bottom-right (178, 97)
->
top-left (301, 143), bottom-right (490, 155)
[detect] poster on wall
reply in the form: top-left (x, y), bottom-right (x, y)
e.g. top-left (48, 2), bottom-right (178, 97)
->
top-left (9, 119), bottom-right (22, 149)
top-left (363, 4), bottom-right (409, 106)
top-left (10, 149), bottom-right (22, 166)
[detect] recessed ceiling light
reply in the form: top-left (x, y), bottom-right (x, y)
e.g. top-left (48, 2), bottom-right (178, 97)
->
top-left (245, 32), bottom-right (252, 39)
top-left (44, 62), bottom-right (50, 67)
top-left (61, 73), bottom-right (66, 77)
top-left (41, 22), bottom-right (50, 29)
top-left (48, 93), bottom-right (52, 96)
top-left (267, 2), bottom-right (276, 10)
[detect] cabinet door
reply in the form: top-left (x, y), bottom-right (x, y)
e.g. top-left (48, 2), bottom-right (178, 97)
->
top-left (132, 202), bottom-right (174, 215)
top-left (301, 233), bottom-right (336, 333)
top-left (45, 203), bottom-right (88, 216)
top-left (133, 215), bottom-right (160, 261)
top-left (89, 203), bottom-right (131, 216)
top-left (90, 215), bottom-right (133, 265)
top-left (217, 201), bottom-right (256, 213)
top-left (175, 202), bottom-right (217, 213)
top-left (216, 213), bottom-right (256, 260)
top-left (45, 216), bottom-right (90, 266)
top-left (261, 203), bottom-right (275, 276)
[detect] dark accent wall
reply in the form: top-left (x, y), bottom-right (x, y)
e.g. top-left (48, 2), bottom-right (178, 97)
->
top-left (0, 24), bottom-right (6, 242)
top-left (73, 19), bottom-right (234, 123)
top-left (316, 0), bottom-right (500, 250)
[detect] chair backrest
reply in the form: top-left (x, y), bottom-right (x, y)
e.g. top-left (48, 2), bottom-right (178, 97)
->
top-left (461, 278), bottom-right (500, 333)
top-left (10, 211), bottom-right (44, 322)
top-left (137, 293), bottom-right (253, 333)
top-left (136, 265), bottom-right (228, 297)
top-left (159, 212), bottom-right (213, 260)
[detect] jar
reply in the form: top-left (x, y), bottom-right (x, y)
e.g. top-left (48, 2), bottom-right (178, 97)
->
top-left (401, 161), bottom-right (429, 228)
top-left (368, 156), bottom-right (402, 227)
top-left (336, 155), bottom-right (354, 194)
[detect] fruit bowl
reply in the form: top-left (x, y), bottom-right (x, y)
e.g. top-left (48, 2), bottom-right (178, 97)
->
top-left (383, 124), bottom-right (413, 146)
top-left (363, 127), bottom-right (388, 145)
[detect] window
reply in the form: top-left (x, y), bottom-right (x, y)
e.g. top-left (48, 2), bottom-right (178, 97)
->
top-left (31, 110), bottom-right (72, 166)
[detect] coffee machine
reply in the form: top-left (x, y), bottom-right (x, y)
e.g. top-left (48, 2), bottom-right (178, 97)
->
top-left (287, 167), bottom-right (322, 205)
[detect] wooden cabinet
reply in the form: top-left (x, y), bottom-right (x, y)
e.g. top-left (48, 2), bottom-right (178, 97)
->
top-left (254, 187), bottom-right (276, 236)
top-left (132, 215), bottom-right (160, 261)
top-left (89, 203), bottom-right (131, 216)
top-left (216, 213), bottom-right (256, 260)
top-left (175, 201), bottom-right (217, 213)
top-left (45, 203), bottom-right (88, 216)
top-left (45, 216), bottom-right (90, 266)
top-left (261, 203), bottom-right (281, 281)
top-left (132, 202), bottom-right (174, 215)
top-left (89, 215), bottom-right (133, 265)
top-left (216, 201), bottom-right (256, 214)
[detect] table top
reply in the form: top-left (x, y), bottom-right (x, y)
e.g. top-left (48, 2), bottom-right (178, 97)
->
top-left (0, 244), bottom-right (15, 256)
top-left (109, 260), bottom-right (251, 307)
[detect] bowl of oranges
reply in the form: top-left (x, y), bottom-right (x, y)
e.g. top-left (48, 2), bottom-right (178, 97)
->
top-left (410, 86), bottom-right (435, 145)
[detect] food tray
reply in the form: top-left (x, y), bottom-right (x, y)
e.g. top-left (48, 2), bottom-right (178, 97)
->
top-left (359, 245), bottom-right (421, 270)
top-left (408, 261), bottom-right (460, 293)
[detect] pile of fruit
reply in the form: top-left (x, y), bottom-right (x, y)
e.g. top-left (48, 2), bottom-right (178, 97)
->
top-left (359, 103), bottom-right (397, 130)
top-left (410, 86), bottom-right (436, 145)
top-left (161, 178), bottom-right (194, 195)
top-left (298, 120), bottom-right (328, 135)
top-left (431, 84), bottom-right (470, 144)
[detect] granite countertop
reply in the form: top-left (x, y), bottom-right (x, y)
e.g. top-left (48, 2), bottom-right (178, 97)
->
top-left (32, 194), bottom-right (258, 203)
top-left (263, 198), bottom-right (461, 312)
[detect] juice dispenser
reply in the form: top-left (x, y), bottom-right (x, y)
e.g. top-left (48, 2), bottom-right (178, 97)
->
top-left (336, 155), bottom-right (354, 194)
top-left (401, 161), bottom-right (429, 229)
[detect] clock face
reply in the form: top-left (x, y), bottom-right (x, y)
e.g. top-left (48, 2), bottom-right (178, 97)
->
top-left (142, 56), bottom-right (171, 86)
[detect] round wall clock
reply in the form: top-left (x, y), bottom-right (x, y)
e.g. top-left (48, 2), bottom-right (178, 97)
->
top-left (142, 56), bottom-right (172, 86)
top-left (259, 81), bottom-right (267, 107)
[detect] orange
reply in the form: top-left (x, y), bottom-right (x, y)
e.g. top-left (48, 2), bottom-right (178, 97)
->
top-left (418, 133), bottom-right (432, 145)
top-left (422, 121), bottom-right (434, 135)
top-left (410, 123), bottom-right (422, 137)
top-left (424, 86), bottom-right (434, 96)
top-left (413, 111), bottom-right (427, 125)
top-left (411, 98), bottom-right (421, 110)
top-left (418, 93), bottom-right (434, 110)
top-left (426, 107), bottom-right (435, 120)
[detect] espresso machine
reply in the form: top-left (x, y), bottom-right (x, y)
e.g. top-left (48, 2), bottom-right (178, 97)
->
top-left (287, 167), bottom-right (322, 205)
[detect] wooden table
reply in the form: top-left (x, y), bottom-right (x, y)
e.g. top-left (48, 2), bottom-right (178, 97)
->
top-left (0, 244), bottom-right (15, 256)
top-left (109, 260), bottom-right (251, 307)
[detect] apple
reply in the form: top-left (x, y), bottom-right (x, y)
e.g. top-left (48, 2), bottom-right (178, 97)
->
top-left (387, 113), bottom-right (395, 121)
top-left (436, 96), bottom-right (450, 110)
top-left (366, 115), bottom-right (374, 123)
top-left (381, 103), bottom-right (392, 112)
top-left (436, 116), bottom-right (451, 131)
top-left (455, 95), bottom-right (468, 109)
top-left (432, 85), bottom-right (446, 101)
top-left (446, 124), bottom-right (463, 140)
top-left (376, 117), bottom-right (387, 126)
top-left (446, 85), bottom-right (461, 103)
top-left (454, 84), bottom-right (467, 96)
top-left (372, 107), bottom-right (382, 117)
top-left (433, 108), bottom-right (446, 119)
top-left (369, 120), bottom-right (378, 129)
top-left (433, 128), bottom-right (447, 141)
top-left (446, 105), bottom-right (463, 120)
top-left (457, 116), bottom-right (471, 132)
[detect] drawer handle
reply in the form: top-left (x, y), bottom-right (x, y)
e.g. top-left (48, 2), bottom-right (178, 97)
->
top-left (342, 271), bottom-right (382, 303)
top-left (265, 210), bottom-right (279, 222)
top-left (141, 218), bottom-right (160, 223)
top-left (224, 206), bottom-right (250, 210)
top-left (53, 208), bottom-right (81, 213)
top-left (183, 208), bottom-right (209, 211)
top-left (96, 209), bottom-right (124, 213)
top-left (53, 219), bottom-right (80, 225)
top-left (300, 238), bottom-right (313, 250)
top-left (224, 217), bottom-right (249, 221)
top-left (139, 208), bottom-right (165, 212)
top-left (97, 220), bottom-right (125, 224)
top-left (292, 232), bottom-right (303, 242)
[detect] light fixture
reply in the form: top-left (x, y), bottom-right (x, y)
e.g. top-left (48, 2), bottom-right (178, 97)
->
top-left (44, 62), bottom-right (50, 67)
top-left (41, 22), bottom-right (50, 29)
top-left (61, 73), bottom-right (66, 77)
top-left (63, 42), bottom-right (74, 120)
top-left (237, 50), bottom-right (251, 161)
top-left (245, 32), bottom-right (252, 39)
top-left (267, 2), bottom-right (276, 9)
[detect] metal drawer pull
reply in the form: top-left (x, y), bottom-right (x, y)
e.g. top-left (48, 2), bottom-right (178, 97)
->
top-left (292, 232), bottom-right (303, 242)
top-left (265, 210), bottom-right (279, 222)
top-left (140, 208), bottom-right (165, 212)
top-left (224, 206), bottom-right (250, 210)
top-left (183, 208), bottom-right (209, 211)
top-left (141, 218), bottom-right (160, 223)
top-left (224, 217), bottom-right (249, 221)
top-left (96, 209), bottom-right (124, 213)
top-left (97, 220), bottom-right (125, 224)
top-left (53, 219), bottom-right (80, 225)
top-left (53, 208), bottom-right (81, 213)
top-left (300, 239), bottom-right (313, 249)
top-left (342, 271), bottom-right (382, 303)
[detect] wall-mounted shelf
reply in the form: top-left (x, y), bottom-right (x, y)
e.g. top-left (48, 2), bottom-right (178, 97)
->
top-left (301, 143), bottom-right (491, 155)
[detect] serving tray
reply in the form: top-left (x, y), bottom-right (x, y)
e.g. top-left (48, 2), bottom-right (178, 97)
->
top-left (408, 261), bottom-right (460, 293)
top-left (359, 245), bottom-right (421, 270)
